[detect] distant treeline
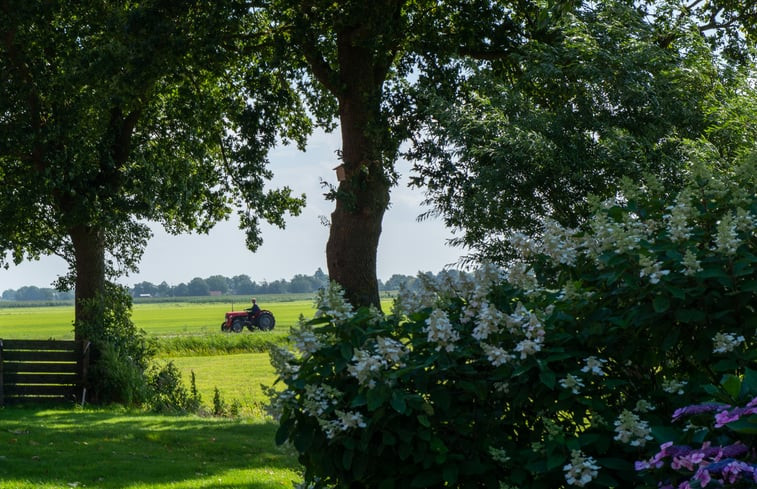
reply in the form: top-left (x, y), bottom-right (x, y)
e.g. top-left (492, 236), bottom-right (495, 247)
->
top-left (1, 268), bottom-right (455, 301)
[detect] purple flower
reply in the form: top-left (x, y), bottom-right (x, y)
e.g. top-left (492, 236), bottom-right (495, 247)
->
top-left (714, 406), bottom-right (757, 428)
top-left (671, 403), bottom-right (730, 422)
top-left (693, 468), bottom-right (711, 487)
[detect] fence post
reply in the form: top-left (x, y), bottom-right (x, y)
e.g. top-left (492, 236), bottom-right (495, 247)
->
top-left (80, 341), bottom-right (90, 403)
top-left (0, 339), bottom-right (4, 407)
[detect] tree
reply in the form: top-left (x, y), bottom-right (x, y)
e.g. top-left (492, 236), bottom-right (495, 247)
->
top-left (205, 275), bottom-right (230, 294)
top-left (0, 1), bottom-right (305, 333)
top-left (133, 281), bottom-right (158, 297)
top-left (408, 0), bottom-right (757, 263)
top-left (262, 0), bottom-right (572, 308)
top-left (232, 274), bottom-right (255, 295)
top-left (187, 277), bottom-right (210, 297)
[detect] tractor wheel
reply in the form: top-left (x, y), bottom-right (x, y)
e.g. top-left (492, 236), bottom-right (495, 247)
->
top-left (257, 311), bottom-right (275, 331)
top-left (221, 322), bottom-right (227, 332)
top-left (231, 319), bottom-right (244, 333)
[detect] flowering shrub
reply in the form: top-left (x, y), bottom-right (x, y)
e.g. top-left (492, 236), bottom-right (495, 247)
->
top-left (267, 160), bottom-right (757, 488)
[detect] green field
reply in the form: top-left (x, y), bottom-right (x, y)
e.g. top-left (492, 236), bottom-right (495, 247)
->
top-left (0, 299), bottom-right (318, 340)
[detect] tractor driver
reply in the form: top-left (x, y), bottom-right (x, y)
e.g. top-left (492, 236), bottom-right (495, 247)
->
top-left (247, 297), bottom-right (261, 319)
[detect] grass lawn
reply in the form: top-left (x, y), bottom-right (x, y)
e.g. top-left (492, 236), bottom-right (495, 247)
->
top-left (0, 407), bottom-right (301, 489)
top-left (166, 353), bottom-right (277, 417)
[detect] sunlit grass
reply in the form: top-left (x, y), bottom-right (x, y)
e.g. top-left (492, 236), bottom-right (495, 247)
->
top-left (0, 407), bottom-right (301, 489)
top-left (166, 352), bottom-right (278, 417)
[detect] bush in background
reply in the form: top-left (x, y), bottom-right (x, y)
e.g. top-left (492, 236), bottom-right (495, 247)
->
top-left (267, 157), bottom-right (756, 488)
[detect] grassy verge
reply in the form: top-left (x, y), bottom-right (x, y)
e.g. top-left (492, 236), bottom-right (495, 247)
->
top-left (0, 407), bottom-right (301, 489)
top-left (155, 330), bottom-right (290, 357)
top-left (166, 352), bottom-right (277, 417)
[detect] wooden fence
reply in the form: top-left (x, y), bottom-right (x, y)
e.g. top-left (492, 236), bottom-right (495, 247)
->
top-left (0, 339), bottom-right (90, 406)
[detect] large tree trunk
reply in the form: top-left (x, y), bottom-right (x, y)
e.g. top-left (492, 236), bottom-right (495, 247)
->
top-left (69, 224), bottom-right (106, 339)
top-left (326, 68), bottom-right (391, 310)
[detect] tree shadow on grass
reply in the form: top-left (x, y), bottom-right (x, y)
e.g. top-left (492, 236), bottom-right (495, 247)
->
top-left (0, 406), bottom-right (301, 488)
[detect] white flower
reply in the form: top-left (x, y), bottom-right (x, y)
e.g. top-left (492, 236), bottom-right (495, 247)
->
top-left (335, 410), bottom-right (367, 430)
top-left (563, 450), bottom-right (600, 487)
top-left (514, 338), bottom-right (542, 359)
top-left (664, 201), bottom-right (693, 242)
top-left (302, 384), bottom-right (342, 418)
top-left (375, 336), bottom-right (407, 365)
top-left (681, 249), bottom-right (703, 276)
top-left (506, 262), bottom-right (539, 292)
top-left (559, 374), bottom-right (585, 394)
top-left (481, 343), bottom-right (515, 367)
top-left (424, 308), bottom-right (459, 352)
top-left (347, 349), bottom-right (385, 388)
top-left (581, 356), bottom-right (608, 376)
top-left (713, 332), bottom-right (745, 354)
top-left (472, 302), bottom-right (503, 340)
top-left (489, 446), bottom-right (511, 464)
top-left (634, 399), bottom-right (656, 413)
top-left (613, 409), bottom-right (653, 447)
top-left (290, 324), bottom-right (322, 358)
top-left (639, 255), bottom-right (670, 284)
top-left (662, 379), bottom-right (687, 395)
top-left (541, 219), bottom-right (579, 266)
top-left (314, 282), bottom-right (355, 321)
top-left (714, 214), bottom-right (741, 255)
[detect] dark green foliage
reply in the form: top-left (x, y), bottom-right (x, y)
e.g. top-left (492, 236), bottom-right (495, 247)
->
top-left (409, 0), bottom-right (757, 265)
top-left (148, 361), bottom-right (201, 414)
top-left (269, 159), bottom-right (757, 488)
top-left (77, 284), bottom-right (155, 405)
top-left (213, 387), bottom-right (228, 417)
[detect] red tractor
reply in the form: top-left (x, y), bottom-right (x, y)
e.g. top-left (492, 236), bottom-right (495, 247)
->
top-left (221, 308), bottom-right (276, 333)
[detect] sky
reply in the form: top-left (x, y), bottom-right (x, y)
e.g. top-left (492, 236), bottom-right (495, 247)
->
top-left (0, 129), bottom-right (464, 291)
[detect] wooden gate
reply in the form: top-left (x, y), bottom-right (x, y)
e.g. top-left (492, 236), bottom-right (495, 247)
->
top-left (0, 339), bottom-right (90, 406)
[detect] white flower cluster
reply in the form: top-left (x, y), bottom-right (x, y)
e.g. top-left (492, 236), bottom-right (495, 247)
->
top-left (507, 302), bottom-right (547, 359)
top-left (481, 343), bottom-right (515, 366)
top-left (472, 302), bottom-right (504, 340)
top-left (563, 449), bottom-right (600, 487)
top-left (489, 446), bottom-right (511, 464)
top-left (586, 212), bottom-right (649, 258)
top-left (581, 356), bottom-right (608, 376)
top-left (314, 282), bottom-right (355, 322)
top-left (634, 399), bottom-right (655, 413)
top-left (714, 214), bottom-right (741, 255)
top-left (318, 409), bottom-right (367, 439)
top-left (290, 320), bottom-right (323, 358)
top-left (424, 308), bottom-right (460, 352)
top-left (559, 374), bottom-right (585, 394)
top-left (713, 332), bottom-right (745, 353)
top-left (613, 409), bottom-right (653, 447)
top-left (681, 249), bottom-right (702, 276)
top-left (638, 255), bottom-right (670, 284)
top-left (662, 378), bottom-right (688, 395)
top-left (302, 384), bottom-right (342, 417)
top-left (505, 261), bottom-right (539, 292)
top-left (347, 337), bottom-right (407, 388)
top-left (541, 219), bottom-right (580, 266)
top-left (664, 201), bottom-right (694, 242)
top-left (269, 346), bottom-right (300, 378)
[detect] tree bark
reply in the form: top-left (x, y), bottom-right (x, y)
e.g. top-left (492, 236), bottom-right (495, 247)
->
top-left (69, 225), bottom-right (106, 340)
top-left (325, 43), bottom-right (391, 310)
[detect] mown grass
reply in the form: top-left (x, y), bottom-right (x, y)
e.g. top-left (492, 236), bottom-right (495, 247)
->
top-left (0, 407), bottom-right (301, 489)
top-left (166, 352), bottom-right (278, 417)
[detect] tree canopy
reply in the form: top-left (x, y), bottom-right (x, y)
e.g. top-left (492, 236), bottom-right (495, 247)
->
top-left (408, 0), bottom-right (757, 263)
top-left (0, 0), bottom-right (305, 326)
